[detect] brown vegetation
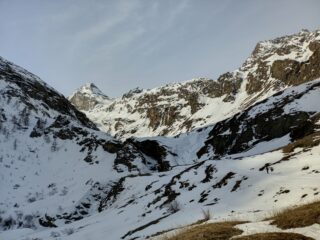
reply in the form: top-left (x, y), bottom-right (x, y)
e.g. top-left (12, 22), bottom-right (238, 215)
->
top-left (282, 132), bottom-right (320, 154)
top-left (269, 201), bottom-right (320, 229)
top-left (162, 201), bottom-right (320, 239)
top-left (163, 221), bottom-right (244, 240)
top-left (236, 232), bottom-right (314, 240)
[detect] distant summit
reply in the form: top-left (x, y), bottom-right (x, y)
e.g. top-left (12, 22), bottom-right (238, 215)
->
top-left (77, 83), bottom-right (109, 97)
top-left (68, 83), bottom-right (112, 111)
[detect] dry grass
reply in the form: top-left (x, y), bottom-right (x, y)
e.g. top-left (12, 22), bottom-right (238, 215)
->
top-left (282, 132), bottom-right (320, 154)
top-left (158, 201), bottom-right (320, 239)
top-left (201, 208), bottom-right (213, 221)
top-left (179, 208), bottom-right (213, 226)
top-left (268, 200), bottom-right (320, 229)
top-left (149, 210), bottom-right (213, 239)
top-left (163, 221), bottom-right (245, 240)
top-left (236, 232), bottom-right (314, 240)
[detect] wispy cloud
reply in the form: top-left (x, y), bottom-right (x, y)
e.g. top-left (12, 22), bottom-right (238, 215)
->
top-left (0, 0), bottom-right (319, 97)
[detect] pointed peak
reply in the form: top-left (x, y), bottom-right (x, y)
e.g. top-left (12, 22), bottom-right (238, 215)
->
top-left (68, 83), bottom-right (113, 111)
top-left (74, 83), bottom-right (109, 98)
top-left (79, 82), bottom-right (101, 93)
top-left (83, 82), bottom-right (97, 88)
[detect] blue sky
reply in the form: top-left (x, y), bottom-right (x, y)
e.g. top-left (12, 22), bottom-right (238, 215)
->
top-left (0, 0), bottom-right (320, 97)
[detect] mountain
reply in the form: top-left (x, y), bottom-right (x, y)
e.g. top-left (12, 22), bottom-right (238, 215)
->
top-left (69, 29), bottom-right (320, 139)
top-left (68, 83), bottom-right (112, 111)
top-left (0, 56), bottom-right (178, 239)
top-left (1, 29), bottom-right (320, 240)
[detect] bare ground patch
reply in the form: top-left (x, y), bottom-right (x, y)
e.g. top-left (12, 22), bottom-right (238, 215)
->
top-left (236, 232), bottom-right (314, 240)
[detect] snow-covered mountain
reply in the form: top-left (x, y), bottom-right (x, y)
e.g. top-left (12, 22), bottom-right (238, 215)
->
top-left (69, 29), bottom-right (320, 140)
top-left (1, 29), bottom-right (320, 240)
top-left (68, 83), bottom-right (112, 111)
top-left (0, 56), bottom-right (178, 239)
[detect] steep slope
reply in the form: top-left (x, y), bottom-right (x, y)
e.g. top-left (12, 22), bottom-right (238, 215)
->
top-left (1, 54), bottom-right (319, 240)
top-left (70, 29), bottom-right (320, 139)
top-left (0, 56), bottom-right (177, 239)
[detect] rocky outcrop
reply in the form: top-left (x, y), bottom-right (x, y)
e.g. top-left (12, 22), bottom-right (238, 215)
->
top-left (69, 29), bottom-right (320, 140)
top-left (197, 80), bottom-right (320, 158)
top-left (113, 139), bottom-right (172, 173)
top-left (243, 30), bottom-right (320, 95)
top-left (203, 72), bottom-right (243, 101)
top-left (68, 83), bottom-right (111, 111)
top-left (271, 41), bottom-right (320, 86)
top-left (128, 139), bottom-right (171, 172)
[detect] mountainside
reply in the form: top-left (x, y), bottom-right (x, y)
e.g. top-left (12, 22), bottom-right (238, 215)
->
top-left (68, 83), bottom-right (112, 111)
top-left (0, 56), bottom-right (178, 239)
top-left (69, 29), bottom-right (320, 139)
top-left (1, 29), bottom-right (320, 240)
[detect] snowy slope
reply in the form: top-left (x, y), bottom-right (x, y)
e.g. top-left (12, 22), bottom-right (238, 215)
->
top-left (0, 56), bottom-right (177, 239)
top-left (70, 29), bottom-right (320, 139)
top-left (1, 53), bottom-right (320, 240)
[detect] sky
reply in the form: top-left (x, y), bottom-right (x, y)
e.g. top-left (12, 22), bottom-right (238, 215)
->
top-left (0, 0), bottom-right (320, 97)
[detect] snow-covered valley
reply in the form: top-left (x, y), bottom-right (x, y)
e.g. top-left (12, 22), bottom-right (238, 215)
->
top-left (1, 29), bottom-right (320, 240)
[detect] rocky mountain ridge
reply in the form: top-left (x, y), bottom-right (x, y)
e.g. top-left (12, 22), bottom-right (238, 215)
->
top-left (69, 29), bottom-right (320, 139)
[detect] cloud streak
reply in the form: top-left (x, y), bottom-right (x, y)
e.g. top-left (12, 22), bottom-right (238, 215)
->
top-left (0, 0), bottom-right (319, 97)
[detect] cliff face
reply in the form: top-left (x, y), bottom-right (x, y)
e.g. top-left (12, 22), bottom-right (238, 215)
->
top-left (243, 30), bottom-right (320, 94)
top-left (69, 29), bottom-right (320, 140)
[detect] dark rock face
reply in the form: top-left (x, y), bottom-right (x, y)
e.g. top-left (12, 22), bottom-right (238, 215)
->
top-left (271, 41), bottom-right (320, 86)
top-left (146, 106), bottom-right (180, 131)
top-left (0, 58), bottom-right (97, 130)
top-left (103, 141), bottom-right (122, 153)
top-left (203, 72), bottom-right (243, 102)
top-left (197, 81), bottom-right (320, 158)
top-left (244, 33), bottom-right (320, 95)
top-left (129, 140), bottom-right (167, 162)
top-left (113, 139), bottom-right (171, 173)
top-left (200, 111), bottom-right (312, 157)
top-left (38, 215), bottom-right (57, 228)
top-left (98, 177), bottom-right (126, 212)
top-left (129, 139), bottom-right (170, 172)
top-left (114, 143), bottom-right (146, 172)
top-left (245, 60), bottom-right (269, 94)
top-left (290, 118), bottom-right (315, 141)
top-left (213, 172), bottom-right (236, 189)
